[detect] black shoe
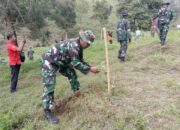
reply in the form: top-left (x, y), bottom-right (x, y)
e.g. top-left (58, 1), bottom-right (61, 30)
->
top-left (161, 40), bottom-right (165, 46)
top-left (120, 57), bottom-right (125, 62)
top-left (44, 109), bottom-right (59, 124)
top-left (10, 89), bottom-right (16, 93)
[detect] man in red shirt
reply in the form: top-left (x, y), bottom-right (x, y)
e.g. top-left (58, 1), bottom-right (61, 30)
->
top-left (6, 32), bottom-right (26, 93)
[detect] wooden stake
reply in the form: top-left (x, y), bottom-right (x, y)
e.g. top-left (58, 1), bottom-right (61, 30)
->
top-left (65, 32), bottom-right (67, 40)
top-left (103, 27), bottom-right (111, 94)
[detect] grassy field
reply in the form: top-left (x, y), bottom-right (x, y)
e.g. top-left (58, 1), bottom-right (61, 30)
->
top-left (0, 30), bottom-right (180, 130)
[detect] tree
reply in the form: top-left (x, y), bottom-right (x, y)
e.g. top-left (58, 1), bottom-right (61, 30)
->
top-left (92, 0), bottom-right (113, 26)
top-left (0, 0), bottom-right (77, 39)
top-left (75, 0), bottom-right (89, 26)
top-left (117, 0), bottom-right (162, 31)
top-left (52, 0), bottom-right (76, 32)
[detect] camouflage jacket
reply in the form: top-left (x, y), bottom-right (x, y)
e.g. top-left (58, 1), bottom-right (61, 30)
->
top-left (157, 7), bottom-right (173, 25)
top-left (42, 38), bottom-right (91, 74)
top-left (117, 18), bottom-right (131, 41)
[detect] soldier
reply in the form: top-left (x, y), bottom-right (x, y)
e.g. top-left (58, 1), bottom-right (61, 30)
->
top-left (153, 0), bottom-right (173, 46)
top-left (27, 47), bottom-right (34, 60)
top-left (116, 10), bottom-right (131, 62)
top-left (41, 30), bottom-right (99, 124)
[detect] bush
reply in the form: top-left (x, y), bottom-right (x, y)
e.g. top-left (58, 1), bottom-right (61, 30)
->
top-left (36, 43), bottom-right (41, 47)
top-left (0, 113), bottom-right (27, 130)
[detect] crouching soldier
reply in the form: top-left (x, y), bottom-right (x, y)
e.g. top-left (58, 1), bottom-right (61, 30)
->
top-left (41, 30), bottom-right (99, 124)
top-left (117, 10), bottom-right (131, 62)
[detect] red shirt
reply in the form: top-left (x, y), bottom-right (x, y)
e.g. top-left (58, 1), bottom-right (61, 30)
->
top-left (6, 40), bottom-right (21, 65)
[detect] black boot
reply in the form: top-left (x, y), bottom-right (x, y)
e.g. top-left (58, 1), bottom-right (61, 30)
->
top-left (120, 56), bottom-right (125, 62)
top-left (44, 109), bottom-right (59, 124)
top-left (161, 40), bottom-right (165, 46)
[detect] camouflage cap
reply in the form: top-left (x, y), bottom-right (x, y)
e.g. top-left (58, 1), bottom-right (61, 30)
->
top-left (121, 10), bottom-right (128, 16)
top-left (79, 30), bottom-right (95, 45)
top-left (162, 0), bottom-right (170, 5)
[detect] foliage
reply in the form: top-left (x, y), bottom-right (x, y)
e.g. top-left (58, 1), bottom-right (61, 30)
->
top-left (51, 0), bottom-right (76, 31)
top-left (0, 0), bottom-right (76, 39)
top-left (0, 113), bottom-right (27, 130)
top-left (117, 0), bottom-right (162, 31)
top-left (92, 0), bottom-right (113, 26)
top-left (75, 0), bottom-right (89, 25)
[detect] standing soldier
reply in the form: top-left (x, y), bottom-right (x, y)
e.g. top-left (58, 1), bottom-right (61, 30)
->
top-left (153, 0), bottom-right (173, 46)
top-left (41, 30), bottom-right (99, 124)
top-left (27, 47), bottom-right (34, 60)
top-left (116, 10), bottom-right (131, 62)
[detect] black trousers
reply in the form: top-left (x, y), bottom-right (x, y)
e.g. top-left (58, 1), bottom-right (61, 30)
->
top-left (10, 64), bottom-right (21, 92)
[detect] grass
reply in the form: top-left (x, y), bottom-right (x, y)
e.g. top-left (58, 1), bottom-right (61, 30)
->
top-left (0, 30), bottom-right (180, 130)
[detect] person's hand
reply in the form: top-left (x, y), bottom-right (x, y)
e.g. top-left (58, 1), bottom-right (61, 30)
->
top-left (20, 36), bottom-right (26, 44)
top-left (23, 37), bottom-right (26, 44)
top-left (90, 66), bottom-right (99, 74)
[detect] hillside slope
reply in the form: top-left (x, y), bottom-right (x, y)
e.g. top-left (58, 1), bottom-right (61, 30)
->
top-left (0, 31), bottom-right (180, 130)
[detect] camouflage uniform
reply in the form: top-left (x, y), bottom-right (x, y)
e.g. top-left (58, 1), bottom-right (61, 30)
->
top-left (117, 12), bottom-right (131, 62)
top-left (41, 38), bottom-right (91, 110)
top-left (157, 4), bottom-right (173, 45)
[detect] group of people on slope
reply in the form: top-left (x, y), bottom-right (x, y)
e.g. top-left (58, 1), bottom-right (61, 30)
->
top-left (5, 0), bottom-right (173, 124)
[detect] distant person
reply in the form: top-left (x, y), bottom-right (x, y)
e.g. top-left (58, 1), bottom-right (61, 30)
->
top-left (153, 0), bottom-right (173, 46)
top-left (6, 32), bottom-right (26, 93)
top-left (41, 30), bottom-right (99, 124)
top-left (107, 31), bottom-right (113, 44)
top-left (55, 39), bottom-right (58, 43)
top-left (0, 58), bottom-right (7, 64)
top-left (116, 10), bottom-right (131, 62)
top-left (61, 33), bottom-right (66, 41)
top-left (135, 28), bottom-right (142, 40)
top-left (177, 25), bottom-right (180, 32)
top-left (27, 47), bottom-right (34, 60)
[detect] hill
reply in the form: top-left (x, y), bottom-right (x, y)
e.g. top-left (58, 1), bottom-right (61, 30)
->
top-left (0, 30), bottom-right (180, 130)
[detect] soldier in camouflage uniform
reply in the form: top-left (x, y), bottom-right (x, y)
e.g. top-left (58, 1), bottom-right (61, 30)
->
top-left (41, 30), bottom-right (99, 124)
top-left (153, 0), bottom-right (173, 46)
top-left (116, 10), bottom-right (131, 62)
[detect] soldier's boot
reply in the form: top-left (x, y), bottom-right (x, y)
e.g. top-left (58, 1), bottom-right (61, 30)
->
top-left (120, 56), bottom-right (125, 62)
top-left (118, 50), bottom-right (121, 59)
top-left (119, 56), bottom-right (125, 62)
top-left (44, 109), bottom-right (59, 124)
top-left (161, 40), bottom-right (165, 46)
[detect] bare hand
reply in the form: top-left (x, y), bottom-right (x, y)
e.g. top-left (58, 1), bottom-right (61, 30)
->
top-left (90, 66), bottom-right (99, 74)
top-left (23, 38), bottom-right (26, 44)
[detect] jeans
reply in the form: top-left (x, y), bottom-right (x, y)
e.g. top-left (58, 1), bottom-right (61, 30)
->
top-left (10, 64), bottom-right (21, 92)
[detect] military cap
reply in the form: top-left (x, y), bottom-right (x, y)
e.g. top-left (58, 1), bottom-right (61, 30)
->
top-left (79, 30), bottom-right (95, 45)
top-left (121, 10), bottom-right (128, 16)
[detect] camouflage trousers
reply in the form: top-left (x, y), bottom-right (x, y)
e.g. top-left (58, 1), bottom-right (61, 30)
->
top-left (41, 60), bottom-right (80, 110)
top-left (118, 40), bottom-right (128, 58)
top-left (159, 25), bottom-right (169, 42)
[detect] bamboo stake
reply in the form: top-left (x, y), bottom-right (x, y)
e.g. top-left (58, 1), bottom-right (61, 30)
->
top-left (103, 27), bottom-right (111, 94)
